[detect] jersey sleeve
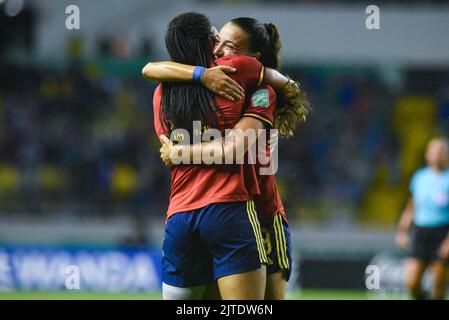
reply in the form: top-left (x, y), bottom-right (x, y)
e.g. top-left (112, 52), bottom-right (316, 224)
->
top-left (242, 86), bottom-right (276, 128)
top-left (153, 85), bottom-right (169, 140)
top-left (228, 55), bottom-right (265, 90)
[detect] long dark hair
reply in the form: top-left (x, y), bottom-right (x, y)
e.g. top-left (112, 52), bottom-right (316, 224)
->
top-left (161, 12), bottom-right (218, 137)
top-left (230, 17), bottom-right (310, 138)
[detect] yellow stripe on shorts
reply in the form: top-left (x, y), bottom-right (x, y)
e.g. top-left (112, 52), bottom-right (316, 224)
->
top-left (273, 214), bottom-right (290, 269)
top-left (246, 200), bottom-right (268, 264)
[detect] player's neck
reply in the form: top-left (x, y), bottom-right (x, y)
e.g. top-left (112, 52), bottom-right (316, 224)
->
top-left (429, 164), bottom-right (447, 173)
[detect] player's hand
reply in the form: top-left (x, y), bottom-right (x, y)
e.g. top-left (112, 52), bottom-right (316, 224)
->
top-left (395, 230), bottom-right (409, 249)
top-left (159, 135), bottom-right (174, 167)
top-left (281, 79), bottom-right (300, 101)
top-left (201, 66), bottom-right (244, 101)
top-left (437, 237), bottom-right (449, 260)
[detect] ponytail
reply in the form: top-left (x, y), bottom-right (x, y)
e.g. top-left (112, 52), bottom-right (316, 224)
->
top-left (262, 23), bottom-right (281, 69)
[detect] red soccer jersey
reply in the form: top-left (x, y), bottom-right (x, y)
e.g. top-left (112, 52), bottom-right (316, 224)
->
top-left (153, 55), bottom-right (267, 219)
top-left (253, 169), bottom-right (287, 225)
top-left (243, 85), bottom-right (287, 225)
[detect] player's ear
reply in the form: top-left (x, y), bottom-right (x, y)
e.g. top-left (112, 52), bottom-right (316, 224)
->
top-left (253, 52), bottom-right (261, 60)
top-left (208, 35), bottom-right (218, 50)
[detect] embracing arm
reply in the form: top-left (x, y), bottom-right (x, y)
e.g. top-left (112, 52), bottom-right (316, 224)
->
top-left (141, 60), bottom-right (299, 101)
top-left (159, 117), bottom-right (264, 166)
top-left (264, 68), bottom-right (292, 90)
top-left (395, 197), bottom-right (414, 249)
top-left (142, 60), bottom-right (288, 85)
top-left (142, 61), bottom-right (196, 82)
top-left (142, 61), bottom-right (244, 101)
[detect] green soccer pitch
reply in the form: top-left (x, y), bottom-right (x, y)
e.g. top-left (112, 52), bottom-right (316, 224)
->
top-left (0, 290), bottom-right (406, 300)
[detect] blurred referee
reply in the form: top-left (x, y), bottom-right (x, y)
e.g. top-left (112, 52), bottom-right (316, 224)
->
top-left (396, 137), bottom-right (449, 300)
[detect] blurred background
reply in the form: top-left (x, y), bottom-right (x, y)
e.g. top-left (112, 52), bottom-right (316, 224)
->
top-left (1, 0), bottom-right (449, 299)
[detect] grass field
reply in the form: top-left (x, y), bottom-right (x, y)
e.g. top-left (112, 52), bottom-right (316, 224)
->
top-left (0, 290), bottom-right (401, 300)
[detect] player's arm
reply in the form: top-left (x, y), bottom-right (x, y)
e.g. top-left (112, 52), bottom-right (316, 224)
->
top-left (142, 61), bottom-right (244, 101)
top-left (395, 197), bottom-right (414, 249)
top-left (263, 68), bottom-right (296, 92)
top-left (264, 68), bottom-right (310, 138)
top-left (141, 60), bottom-right (298, 101)
top-left (159, 117), bottom-right (264, 166)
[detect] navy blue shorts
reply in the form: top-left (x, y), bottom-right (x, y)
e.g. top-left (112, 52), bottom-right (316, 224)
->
top-left (261, 214), bottom-right (292, 281)
top-left (162, 200), bottom-right (268, 288)
top-left (410, 223), bottom-right (449, 263)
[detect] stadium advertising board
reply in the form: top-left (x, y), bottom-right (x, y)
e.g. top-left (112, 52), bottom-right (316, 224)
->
top-left (0, 246), bottom-right (162, 292)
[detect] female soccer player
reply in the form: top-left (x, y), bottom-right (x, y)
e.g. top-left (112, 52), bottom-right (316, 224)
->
top-left (144, 17), bottom-right (309, 299)
top-left (396, 137), bottom-right (449, 300)
top-left (148, 12), bottom-right (298, 300)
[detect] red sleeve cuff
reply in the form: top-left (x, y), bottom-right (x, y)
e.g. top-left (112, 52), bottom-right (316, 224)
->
top-left (243, 112), bottom-right (273, 128)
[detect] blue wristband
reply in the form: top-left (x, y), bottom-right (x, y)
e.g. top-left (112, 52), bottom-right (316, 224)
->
top-left (192, 66), bottom-right (206, 82)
